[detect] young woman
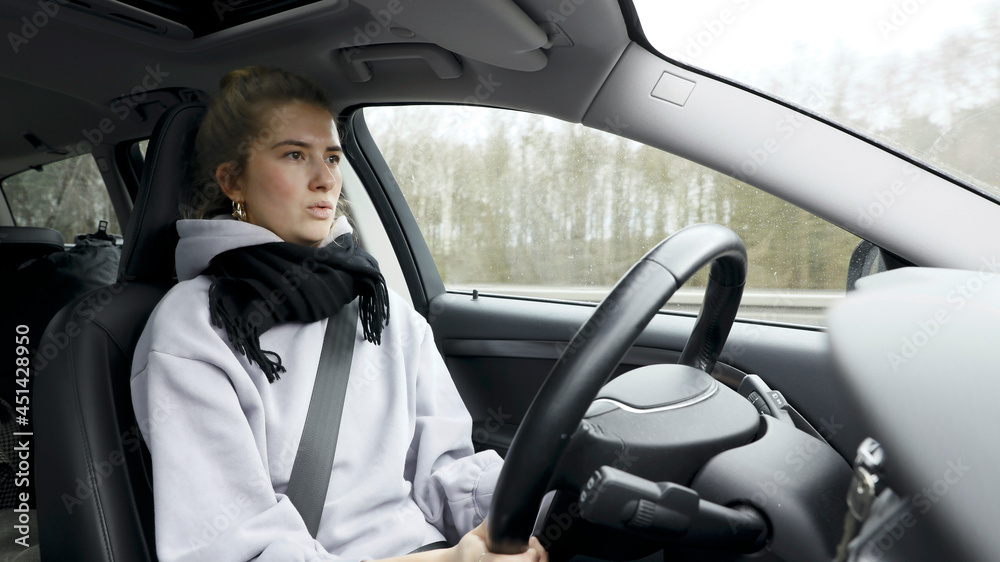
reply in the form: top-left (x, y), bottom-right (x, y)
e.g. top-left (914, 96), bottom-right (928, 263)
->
top-left (130, 67), bottom-right (547, 562)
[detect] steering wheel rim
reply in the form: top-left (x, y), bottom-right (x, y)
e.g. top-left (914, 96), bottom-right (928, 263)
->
top-left (486, 223), bottom-right (748, 553)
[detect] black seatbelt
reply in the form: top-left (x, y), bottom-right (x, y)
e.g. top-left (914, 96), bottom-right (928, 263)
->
top-left (409, 541), bottom-right (450, 553)
top-left (286, 299), bottom-right (358, 538)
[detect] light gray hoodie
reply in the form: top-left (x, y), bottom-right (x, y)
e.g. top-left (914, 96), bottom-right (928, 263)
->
top-left (131, 216), bottom-right (502, 562)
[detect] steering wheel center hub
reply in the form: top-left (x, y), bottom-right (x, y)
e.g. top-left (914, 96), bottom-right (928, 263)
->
top-left (589, 364), bottom-right (717, 413)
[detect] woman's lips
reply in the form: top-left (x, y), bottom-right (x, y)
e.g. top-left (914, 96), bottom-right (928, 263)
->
top-left (307, 201), bottom-right (332, 219)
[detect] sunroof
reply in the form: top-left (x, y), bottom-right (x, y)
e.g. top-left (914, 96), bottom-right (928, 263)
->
top-left (114, 0), bottom-right (321, 37)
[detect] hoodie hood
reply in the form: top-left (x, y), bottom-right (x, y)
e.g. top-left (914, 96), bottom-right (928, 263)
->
top-left (174, 215), bottom-right (353, 281)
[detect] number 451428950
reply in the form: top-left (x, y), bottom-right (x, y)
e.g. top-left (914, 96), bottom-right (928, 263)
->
top-left (15, 325), bottom-right (31, 421)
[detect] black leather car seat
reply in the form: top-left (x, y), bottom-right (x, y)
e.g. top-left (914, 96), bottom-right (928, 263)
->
top-left (1, 226), bottom-right (64, 515)
top-left (34, 101), bottom-right (206, 562)
top-left (4, 226), bottom-right (120, 381)
top-left (0, 226), bottom-right (64, 273)
top-left (1, 226), bottom-right (65, 371)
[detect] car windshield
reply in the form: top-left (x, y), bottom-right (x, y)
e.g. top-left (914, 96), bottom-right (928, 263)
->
top-left (633, 0), bottom-right (1000, 201)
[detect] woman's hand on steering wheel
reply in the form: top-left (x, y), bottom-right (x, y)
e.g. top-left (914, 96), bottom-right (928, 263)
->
top-left (452, 521), bottom-right (548, 562)
top-left (380, 521), bottom-right (547, 562)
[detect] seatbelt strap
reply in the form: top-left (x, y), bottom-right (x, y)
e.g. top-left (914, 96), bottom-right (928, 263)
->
top-left (409, 541), bottom-right (450, 553)
top-left (285, 299), bottom-right (359, 538)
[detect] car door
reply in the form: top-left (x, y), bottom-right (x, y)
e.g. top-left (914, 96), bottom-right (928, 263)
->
top-left (341, 103), bottom-right (870, 467)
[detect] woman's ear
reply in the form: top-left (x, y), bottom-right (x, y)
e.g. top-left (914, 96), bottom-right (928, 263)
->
top-left (215, 162), bottom-right (242, 201)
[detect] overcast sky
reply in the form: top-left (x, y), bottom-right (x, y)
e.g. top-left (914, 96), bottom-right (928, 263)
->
top-left (633, 0), bottom-right (992, 76)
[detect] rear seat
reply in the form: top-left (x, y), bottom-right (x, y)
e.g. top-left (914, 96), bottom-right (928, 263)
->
top-left (0, 223), bottom-right (121, 519)
top-left (0, 226), bottom-right (64, 274)
top-left (2, 223), bottom-right (121, 350)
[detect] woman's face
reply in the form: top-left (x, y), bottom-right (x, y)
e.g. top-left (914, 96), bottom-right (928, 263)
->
top-left (218, 101), bottom-right (343, 246)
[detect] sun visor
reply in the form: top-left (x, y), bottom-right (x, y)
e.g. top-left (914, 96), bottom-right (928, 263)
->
top-left (353, 0), bottom-right (549, 71)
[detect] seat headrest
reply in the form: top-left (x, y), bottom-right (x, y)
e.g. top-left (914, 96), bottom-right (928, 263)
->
top-left (119, 102), bottom-right (207, 282)
top-left (0, 226), bottom-right (64, 269)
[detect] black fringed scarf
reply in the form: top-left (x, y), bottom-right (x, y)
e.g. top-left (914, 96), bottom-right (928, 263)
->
top-left (203, 233), bottom-right (389, 383)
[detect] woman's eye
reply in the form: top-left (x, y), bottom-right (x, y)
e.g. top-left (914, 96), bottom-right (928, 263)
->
top-left (285, 151), bottom-right (304, 160)
top-left (326, 154), bottom-right (341, 165)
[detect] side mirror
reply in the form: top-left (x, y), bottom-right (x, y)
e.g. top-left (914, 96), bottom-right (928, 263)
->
top-left (846, 240), bottom-right (886, 291)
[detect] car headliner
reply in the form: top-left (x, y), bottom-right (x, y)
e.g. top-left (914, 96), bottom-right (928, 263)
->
top-left (0, 0), bottom-right (627, 175)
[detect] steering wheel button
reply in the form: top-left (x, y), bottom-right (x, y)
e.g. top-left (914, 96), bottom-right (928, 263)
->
top-left (629, 499), bottom-right (657, 528)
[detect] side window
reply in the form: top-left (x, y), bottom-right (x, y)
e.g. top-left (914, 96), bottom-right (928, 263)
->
top-left (2, 153), bottom-right (122, 242)
top-left (364, 106), bottom-right (860, 326)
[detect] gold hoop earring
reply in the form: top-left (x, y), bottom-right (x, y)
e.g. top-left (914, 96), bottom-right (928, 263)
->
top-left (232, 200), bottom-right (247, 222)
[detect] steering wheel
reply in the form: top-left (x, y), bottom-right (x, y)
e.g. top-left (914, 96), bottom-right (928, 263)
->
top-left (486, 223), bottom-right (748, 553)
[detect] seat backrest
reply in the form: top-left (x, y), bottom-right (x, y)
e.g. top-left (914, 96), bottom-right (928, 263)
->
top-left (0, 226), bottom-right (64, 275)
top-left (34, 101), bottom-right (206, 562)
top-left (1, 226), bottom-right (66, 361)
top-left (3, 229), bottom-right (118, 343)
top-left (0, 226), bottom-right (65, 533)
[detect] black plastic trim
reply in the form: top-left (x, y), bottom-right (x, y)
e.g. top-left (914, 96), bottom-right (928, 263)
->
top-left (115, 140), bottom-right (143, 203)
top-left (442, 339), bottom-right (682, 365)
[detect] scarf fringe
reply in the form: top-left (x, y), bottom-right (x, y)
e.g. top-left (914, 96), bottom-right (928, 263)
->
top-left (358, 273), bottom-right (391, 345)
top-left (209, 283), bottom-right (286, 383)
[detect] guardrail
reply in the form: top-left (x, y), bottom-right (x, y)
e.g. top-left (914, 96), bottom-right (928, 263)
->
top-left (449, 285), bottom-right (845, 327)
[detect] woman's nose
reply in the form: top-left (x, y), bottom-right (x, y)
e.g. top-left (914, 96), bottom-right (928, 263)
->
top-left (310, 160), bottom-right (339, 191)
